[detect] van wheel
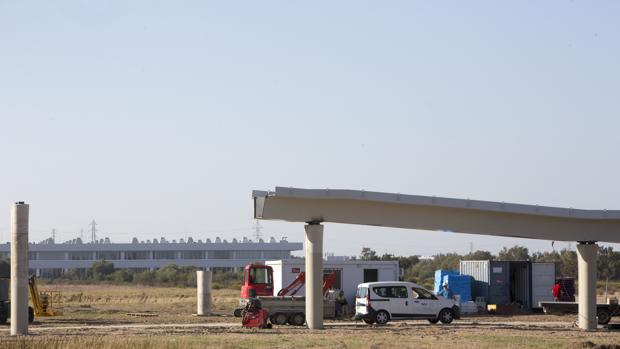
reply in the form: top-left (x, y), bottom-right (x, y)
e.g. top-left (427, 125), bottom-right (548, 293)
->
top-left (428, 318), bottom-right (439, 324)
top-left (289, 313), bottom-right (305, 326)
top-left (375, 310), bottom-right (390, 325)
top-left (271, 313), bottom-right (288, 325)
top-left (597, 309), bottom-right (611, 325)
top-left (439, 309), bottom-right (454, 324)
top-left (363, 318), bottom-right (375, 325)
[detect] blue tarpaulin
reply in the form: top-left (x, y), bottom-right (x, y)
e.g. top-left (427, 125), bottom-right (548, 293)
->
top-left (442, 274), bottom-right (473, 302)
top-left (434, 269), bottom-right (459, 294)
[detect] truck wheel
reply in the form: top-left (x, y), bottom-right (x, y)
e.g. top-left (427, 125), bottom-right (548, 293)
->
top-left (597, 309), bottom-right (611, 325)
top-left (271, 312), bottom-right (288, 325)
top-left (363, 318), bottom-right (375, 325)
top-left (233, 308), bottom-right (243, 317)
top-left (428, 318), bottom-right (439, 324)
top-left (439, 309), bottom-right (454, 324)
top-left (374, 310), bottom-right (390, 325)
top-left (28, 306), bottom-right (34, 324)
top-left (289, 313), bottom-right (305, 326)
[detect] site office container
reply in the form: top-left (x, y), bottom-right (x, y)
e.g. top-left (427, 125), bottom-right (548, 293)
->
top-left (265, 259), bottom-right (399, 306)
top-left (459, 260), bottom-right (555, 309)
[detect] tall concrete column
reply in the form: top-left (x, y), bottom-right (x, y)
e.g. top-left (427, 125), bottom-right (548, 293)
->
top-left (577, 242), bottom-right (598, 330)
top-left (10, 202), bottom-right (29, 336)
top-left (196, 270), bottom-right (212, 315)
top-left (305, 223), bottom-right (323, 330)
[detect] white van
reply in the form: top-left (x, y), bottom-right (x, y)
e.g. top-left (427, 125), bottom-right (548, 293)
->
top-left (355, 281), bottom-right (460, 325)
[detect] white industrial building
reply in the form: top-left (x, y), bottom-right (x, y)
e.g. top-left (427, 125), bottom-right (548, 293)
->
top-left (0, 236), bottom-right (303, 277)
top-left (267, 259), bottom-right (400, 306)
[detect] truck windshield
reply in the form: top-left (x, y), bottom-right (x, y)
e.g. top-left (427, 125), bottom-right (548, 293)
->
top-left (249, 267), bottom-right (271, 284)
top-left (356, 287), bottom-right (368, 298)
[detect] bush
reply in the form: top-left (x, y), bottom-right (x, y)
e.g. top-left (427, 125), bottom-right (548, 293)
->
top-left (113, 269), bottom-right (133, 283)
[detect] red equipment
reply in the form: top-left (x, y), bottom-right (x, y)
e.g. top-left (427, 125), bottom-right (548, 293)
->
top-left (240, 264), bottom-right (274, 299)
top-left (241, 298), bottom-right (271, 329)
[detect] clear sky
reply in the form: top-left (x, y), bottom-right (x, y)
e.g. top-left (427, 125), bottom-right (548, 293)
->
top-left (1, 1), bottom-right (619, 257)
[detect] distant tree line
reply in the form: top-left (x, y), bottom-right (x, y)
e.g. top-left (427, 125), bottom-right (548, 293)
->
top-left (357, 245), bottom-right (620, 290)
top-left (0, 259), bottom-right (242, 289)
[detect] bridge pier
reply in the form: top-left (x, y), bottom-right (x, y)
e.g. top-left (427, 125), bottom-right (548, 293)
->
top-left (577, 242), bottom-right (598, 330)
top-left (10, 202), bottom-right (29, 336)
top-left (305, 223), bottom-right (324, 330)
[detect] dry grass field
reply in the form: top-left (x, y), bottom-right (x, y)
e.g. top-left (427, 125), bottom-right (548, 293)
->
top-left (0, 284), bottom-right (619, 349)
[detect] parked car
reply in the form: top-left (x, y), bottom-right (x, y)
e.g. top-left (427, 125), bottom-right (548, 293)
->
top-left (355, 281), bottom-right (460, 325)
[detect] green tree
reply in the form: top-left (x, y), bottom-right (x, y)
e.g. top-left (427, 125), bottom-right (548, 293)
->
top-left (598, 246), bottom-right (620, 281)
top-left (91, 260), bottom-right (115, 281)
top-left (113, 269), bottom-right (134, 283)
top-left (134, 270), bottom-right (156, 284)
top-left (462, 250), bottom-right (494, 261)
top-left (497, 245), bottom-right (530, 261)
top-left (559, 249), bottom-right (577, 278)
top-left (360, 247), bottom-right (379, 261)
top-left (531, 250), bottom-right (561, 263)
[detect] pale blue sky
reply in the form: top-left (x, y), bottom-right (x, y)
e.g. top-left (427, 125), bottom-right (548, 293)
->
top-left (1, 1), bottom-right (619, 256)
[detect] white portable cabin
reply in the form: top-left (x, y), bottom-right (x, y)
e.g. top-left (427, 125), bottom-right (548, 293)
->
top-left (266, 259), bottom-right (400, 306)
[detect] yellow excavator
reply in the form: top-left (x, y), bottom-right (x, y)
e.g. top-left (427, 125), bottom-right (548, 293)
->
top-left (28, 275), bottom-right (62, 317)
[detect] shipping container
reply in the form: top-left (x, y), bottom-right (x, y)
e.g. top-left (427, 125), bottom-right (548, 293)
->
top-left (459, 260), bottom-right (490, 301)
top-left (460, 260), bottom-right (554, 309)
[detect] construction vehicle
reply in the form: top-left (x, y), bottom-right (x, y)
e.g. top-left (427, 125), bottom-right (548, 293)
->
top-left (0, 277), bottom-right (34, 325)
top-left (0, 275), bottom-right (61, 324)
top-left (235, 263), bottom-right (338, 326)
top-left (28, 276), bottom-right (62, 317)
top-left (241, 298), bottom-right (272, 328)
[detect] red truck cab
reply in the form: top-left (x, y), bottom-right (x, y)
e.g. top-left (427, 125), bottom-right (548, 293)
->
top-left (241, 264), bottom-right (274, 299)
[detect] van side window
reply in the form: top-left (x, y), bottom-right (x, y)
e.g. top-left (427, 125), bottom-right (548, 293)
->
top-left (412, 287), bottom-right (437, 300)
top-left (372, 286), bottom-right (408, 298)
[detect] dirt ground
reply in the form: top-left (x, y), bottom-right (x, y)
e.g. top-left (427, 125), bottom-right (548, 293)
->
top-left (1, 284), bottom-right (620, 349)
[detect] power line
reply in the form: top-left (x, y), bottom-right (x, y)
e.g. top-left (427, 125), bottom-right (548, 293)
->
top-left (253, 220), bottom-right (262, 241)
top-left (90, 220), bottom-right (97, 243)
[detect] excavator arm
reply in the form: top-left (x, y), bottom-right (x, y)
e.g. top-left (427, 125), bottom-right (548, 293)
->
top-left (277, 271), bottom-right (338, 298)
top-left (277, 272), bottom-right (306, 296)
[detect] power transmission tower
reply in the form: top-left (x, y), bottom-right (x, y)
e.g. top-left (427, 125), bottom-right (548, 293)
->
top-left (90, 220), bottom-right (97, 243)
top-left (253, 220), bottom-right (262, 241)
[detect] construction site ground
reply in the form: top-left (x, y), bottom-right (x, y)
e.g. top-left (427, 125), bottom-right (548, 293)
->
top-left (1, 284), bottom-right (620, 348)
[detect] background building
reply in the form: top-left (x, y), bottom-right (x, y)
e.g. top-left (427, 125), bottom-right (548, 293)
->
top-left (0, 236), bottom-right (303, 278)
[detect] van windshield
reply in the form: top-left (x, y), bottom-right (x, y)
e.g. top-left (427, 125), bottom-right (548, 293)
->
top-left (356, 287), bottom-right (368, 298)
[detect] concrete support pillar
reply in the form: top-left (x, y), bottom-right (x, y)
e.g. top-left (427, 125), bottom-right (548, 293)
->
top-left (10, 202), bottom-right (29, 336)
top-left (196, 270), bottom-right (212, 315)
top-left (577, 242), bottom-right (598, 330)
top-left (305, 223), bottom-right (323, 330)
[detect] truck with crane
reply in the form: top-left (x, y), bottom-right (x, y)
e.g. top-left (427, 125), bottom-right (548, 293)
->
top-left (235, 263), bottom-right (337, 326)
